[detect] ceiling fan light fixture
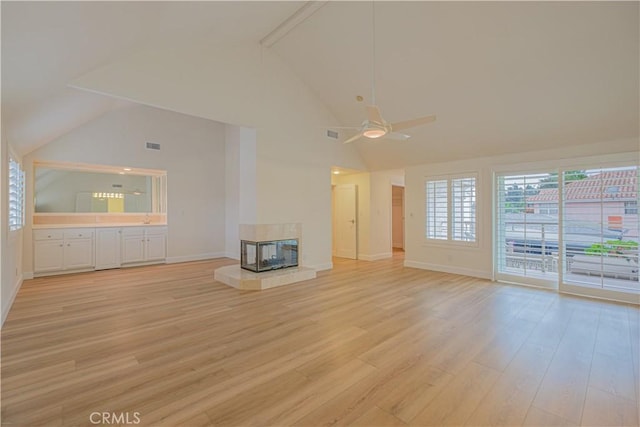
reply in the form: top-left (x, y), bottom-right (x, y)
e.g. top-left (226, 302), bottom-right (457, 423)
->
top-left (363, 128), bottom-right (387, 139)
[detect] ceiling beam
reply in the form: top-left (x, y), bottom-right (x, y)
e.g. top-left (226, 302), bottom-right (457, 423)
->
top-left (260, 1), bottom-right (328, 48)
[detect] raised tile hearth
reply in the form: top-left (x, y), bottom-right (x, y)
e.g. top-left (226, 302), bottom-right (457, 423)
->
top-left (214, 223), bottom-right (316, 290)
top-left (214, 264), bottom-right (316, 290)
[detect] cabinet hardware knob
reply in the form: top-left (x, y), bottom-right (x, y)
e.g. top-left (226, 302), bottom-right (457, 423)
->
top-left (47, 235), bottom-right (51, 238)
top-left (67, 244), bottom-right (71, 247)
top-left (59, 244), bottom-right (63, 247)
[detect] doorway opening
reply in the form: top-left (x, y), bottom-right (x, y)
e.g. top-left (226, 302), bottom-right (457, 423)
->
top-left (392, 185), bottom-right (405, 253)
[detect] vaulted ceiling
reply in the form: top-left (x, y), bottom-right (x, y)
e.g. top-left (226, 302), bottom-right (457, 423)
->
top-left (2, 1), bottom-right (638, 170)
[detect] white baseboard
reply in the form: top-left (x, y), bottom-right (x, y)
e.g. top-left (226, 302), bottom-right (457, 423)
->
top-left (404, 260), bottom-right (492, 280)
top-left (24, 272), bottom-right (34, 280)
top-left (560, 283), bottom-right (640, 305)
top-left (2, 274), bottom-right (23, 328)
top-left (166, 252), bottom-right (227, 264)
top-left (307, 262), bottom-right (333, 271)
top-left (358, 252), bottom-right (393, 261)
top-left (224, 252), bottom-right (240, 260)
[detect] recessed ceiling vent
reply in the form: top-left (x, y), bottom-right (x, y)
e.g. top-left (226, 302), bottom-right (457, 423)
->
top-left (326, 130), bottom-right (339, 140)
top-left (146, 142), bottom-right (161, 150)
top-left (112, 184), bottom-right (123, 188)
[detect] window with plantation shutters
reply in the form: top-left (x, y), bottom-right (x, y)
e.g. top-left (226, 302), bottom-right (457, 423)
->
top-left (426, 180), bottom-right (447, 240)
top-left (425, 175), bottom-right (477, 243)
top-left (9, 156), bottom-right (25, 231)
top-left (452, 177), bottom-right (476, 241)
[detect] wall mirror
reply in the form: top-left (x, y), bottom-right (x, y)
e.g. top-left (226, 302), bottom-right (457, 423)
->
top-left (33, 161), bottom-right (167, 214)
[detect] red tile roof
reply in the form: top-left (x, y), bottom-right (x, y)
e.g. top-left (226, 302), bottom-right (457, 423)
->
top-left (527, 170), bottom-right (638, 203)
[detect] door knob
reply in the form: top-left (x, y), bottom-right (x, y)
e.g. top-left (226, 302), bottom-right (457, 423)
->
top-left (349, 219), bottom-right (355, 224)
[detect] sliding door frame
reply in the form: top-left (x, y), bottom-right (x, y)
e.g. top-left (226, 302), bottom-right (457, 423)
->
top-left (492, 154), bottom-right (639, 304)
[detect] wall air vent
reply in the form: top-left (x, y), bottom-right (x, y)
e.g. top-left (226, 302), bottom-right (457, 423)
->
top-left (146, 142), bottom-right (161, 150)
top-left (326, 130), bottom-right (339, 140)
top-left (112, 184), bottom-right (123, 188)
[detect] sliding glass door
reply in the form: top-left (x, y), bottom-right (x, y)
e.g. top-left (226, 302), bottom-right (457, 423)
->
top-left (496, 165), bottom-right (639, 299)
top-left (562, 166), bottom-right (639, 293)
top-left (496, 172), bottom-right (559, 288)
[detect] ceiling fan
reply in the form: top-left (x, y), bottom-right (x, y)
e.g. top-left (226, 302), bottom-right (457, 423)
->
top-left (338, 2), bottom-right (436, 144)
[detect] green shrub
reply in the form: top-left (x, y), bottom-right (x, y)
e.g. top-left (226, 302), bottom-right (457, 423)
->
top-left (585, 240), bottom-right (638, 255)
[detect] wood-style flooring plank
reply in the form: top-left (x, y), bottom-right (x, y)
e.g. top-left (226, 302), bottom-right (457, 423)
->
top-left (1, 254), bottom-right (638, 427)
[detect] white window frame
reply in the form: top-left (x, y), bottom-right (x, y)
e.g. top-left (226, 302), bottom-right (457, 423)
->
top-left (493, 156), bottom-right (639, 302)
top-left (8, 153), bottom-right (25, 232)
top-left (560, 164), bottom-right (639, 294)
top-left (494, 169), bottom-right (560, 290)
top-left (425, 173), bottom-right (478, 246)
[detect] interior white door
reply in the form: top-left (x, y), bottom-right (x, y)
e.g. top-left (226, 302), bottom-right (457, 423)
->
top-left (334, 184), bottom-right (358, 259)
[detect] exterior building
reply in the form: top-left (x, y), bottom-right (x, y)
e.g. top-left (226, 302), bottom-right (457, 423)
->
top-left (527, 169), bottom-right (638, 239)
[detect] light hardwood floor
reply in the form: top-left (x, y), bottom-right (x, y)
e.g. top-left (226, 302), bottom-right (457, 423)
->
top-left (2, 254), bottom-right (639, 426)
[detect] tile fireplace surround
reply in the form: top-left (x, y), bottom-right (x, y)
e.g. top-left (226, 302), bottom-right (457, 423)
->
top-left (214, 223), bottom-right (316, 290)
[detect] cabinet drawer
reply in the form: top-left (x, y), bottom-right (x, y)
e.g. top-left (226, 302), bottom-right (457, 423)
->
top-left (34, 230), bottom-right (64, 241)
top-left (145, 227), bottom-right (168, 236)
top-left (122, 227), bottom-right (145, 237)
top-left (64, 229), bottom-right (94, 239)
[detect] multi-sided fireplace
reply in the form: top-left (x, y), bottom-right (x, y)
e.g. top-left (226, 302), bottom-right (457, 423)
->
top-left (215, 224), bottom-right (316, 290)
top-left (240, 239), bottom-right (299, 273)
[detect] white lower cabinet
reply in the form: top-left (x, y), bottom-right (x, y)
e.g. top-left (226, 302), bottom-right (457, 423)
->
top-left (34, 226), bottom-right (167, 276)
top-left (33, 239), bottom-right (65, 273)
top-left (95, 228), bottom-right (122, 270)
top-left (34, 229), bottom-right (95, 273)
top-left (145, 228), bottom-right (168, 261)
top-left (122, 233), bottom-right (145, 264)
top-left (121, 227), bottom-right (167, 265)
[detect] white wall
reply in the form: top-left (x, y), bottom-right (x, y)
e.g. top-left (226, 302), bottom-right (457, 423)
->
top-left (225, 124), bottom-right (257, 259)
top-left (2, 142), bottom-right (24, 326)
top-left (1, 125), bottom-right (4, 324)
top-left (23, 104), bottom-right (227, 272)
top-left (70, 42), bottom-right (366, 270)
top-left (404, 138), bottom-right (639, 279)
top-left (368, 170), bottom-right (404, 260)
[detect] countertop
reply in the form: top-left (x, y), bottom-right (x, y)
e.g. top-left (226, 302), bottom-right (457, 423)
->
top-left (32, 223), bottom-right (168, 229)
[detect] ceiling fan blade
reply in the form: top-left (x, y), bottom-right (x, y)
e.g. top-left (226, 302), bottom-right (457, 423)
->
top-left (390, 115), bottom-right (436, 132)
top-left (366, 105), bottom-right (384, 124)
top-left (328, 126), bottom-right (362, 130)
top-left (384, 132), bottom-right (411, 141)
top-left (343, 132), bottom-right (364, 144)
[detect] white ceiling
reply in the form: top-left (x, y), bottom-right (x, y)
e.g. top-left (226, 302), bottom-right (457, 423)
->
top-left (1, 1), bottom-right (303, 154)
top-left (2, 1), bottom-right (638, 170)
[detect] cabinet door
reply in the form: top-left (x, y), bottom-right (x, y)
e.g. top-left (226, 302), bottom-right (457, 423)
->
top-left (64, 238), bottom-right (94, 270)
top-left (145, 234), bottom-right (166, 261)
top-left (34, 240), bottom-right (64, 272)
top-left (122, 235), bottom-right (145, 264)
top-left (95, 229), bottom-right (121, 270)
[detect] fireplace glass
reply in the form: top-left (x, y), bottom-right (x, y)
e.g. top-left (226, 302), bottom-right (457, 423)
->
top-left (240, 239), bottom-right (299, 272)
